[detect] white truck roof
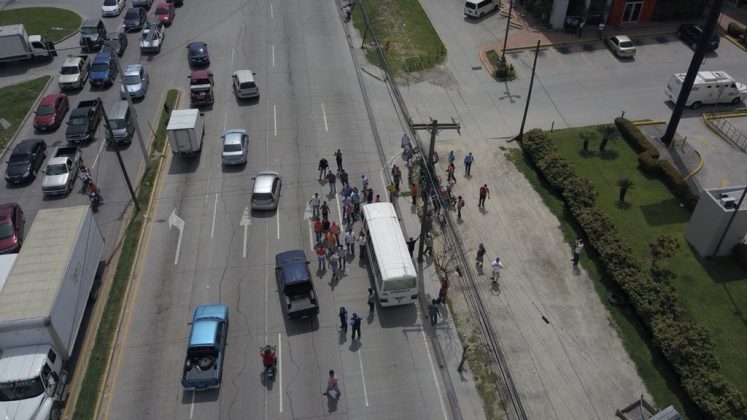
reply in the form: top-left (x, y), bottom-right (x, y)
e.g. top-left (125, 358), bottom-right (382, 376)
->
top-left (167, 109), bottom-right (200, 130)
top-left (0, 206), bottom-right (89, 322)
top-left (0, 24), bottom-right (27, 38)
top-left (62, 56), bottom-right (82, 67)
top-left (0, 254), bottom-right (18, 292)
top-left (673, 71), bottom-right (735, 84)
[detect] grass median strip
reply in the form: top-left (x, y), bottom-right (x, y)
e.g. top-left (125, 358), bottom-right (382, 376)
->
top-left (0, 7), bottom-right (82, 42)
top-left (0, 76), bottom-right (50, 150)
top-left (72, 89), bottom-right (178, 419)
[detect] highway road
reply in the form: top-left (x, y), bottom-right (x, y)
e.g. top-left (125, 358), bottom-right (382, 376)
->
top-left (95, 0), bottom-right (451, 419)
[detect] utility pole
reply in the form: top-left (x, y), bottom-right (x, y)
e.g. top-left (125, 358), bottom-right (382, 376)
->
top-left (512, 40), bottom-right (541, 142)
top-left (105, 39), bottom-right (149, 162)
top-left (410, 118), bottom-right (460, 262)
top-left (661, 0), bottom-right (726, 145)
top-left (500, 0), bottom-right (514, 64)
top-left (101, 102), bottom-right (140, 212)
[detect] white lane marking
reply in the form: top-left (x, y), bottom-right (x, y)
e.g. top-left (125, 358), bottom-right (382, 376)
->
top-left (190, 390), bottom-right (196, 417)
top-left (168, 209), bottom-right (185, 265)
top-left (379, 170), bottom-right (386, 194)
top-left (91, 136), bottom-right (106, 169)
top-left (231, 46), bottom-right (235, 69)
top-left (278, 332), bottom-right (283, 412)
top-left (335, 193), bottom-right (342, 222)
top-left (273, 105), bottom-right (277, 136)
top-left (321, 102), bottom-right (328, 132)
top-left (240, 207), bottom-right (252, 258)
top-left (421, 329), bottom-right (449, 420)
top-left (272, 45), bottom-right (275, 68)
top-left (276, 212), bottom-right (280, 239)
top-left (210, 193), bottom-right (218, 238)
top-left (308, 221), bottom-right (314, 249)
top-left (357, 351), bottom-right (369, 406)
top-left (270, 3), bottom-right (274, 19)
top-left (223, 112), bottom-right (228, 132)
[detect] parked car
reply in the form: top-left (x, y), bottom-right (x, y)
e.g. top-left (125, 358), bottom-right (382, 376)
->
top-left (33, 94), bottom-right (69, 131)
top-left (677, 23), bottom-right (720, 51)
top-left (232, 70), bottom-right (259, 100)
top-left (606, 35), bottom-right (636, 58)
top-left (251, 171), bottom-right (282, 210)
top-left (154, 2), bottom-right (175, 25)
top-left (101, 0), bottom-right (126, 17)
top-left (120, 64), bottom-right (150, 99)
top-left (221, 129), bottom-right (248, 165)
top-left (0, 203), bottom-right (24, 254)
top-left (187, 41), bottom-right (210, 66)
top-left (105, 31), bottom-right (128, 56)
top-left (132, 0), bottom-right (154, 9)
top-left (123, 7), bottom-right (147, 31)
top-left (5, 139), bottom-right (47, 184)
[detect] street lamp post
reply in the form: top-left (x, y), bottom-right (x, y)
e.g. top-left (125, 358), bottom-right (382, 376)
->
top-left (501, 0), bottom-right (514, 64)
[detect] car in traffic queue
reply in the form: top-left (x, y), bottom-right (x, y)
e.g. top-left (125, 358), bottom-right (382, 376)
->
top-left (232, 69), bottom-right (259, 100)
top-left (89, 49), bottom-right (118, 89)
top-left (181, 304), bottom-right (229, 390)
top-left (4, 139), bottom-right (47, 184)
top-left (105, 31), bottom-right (128, 56)
top-left (120, 64), bottom-right (150, 99)
top-left (33, 94), bottom-right (69, 132)
top-left (101, 0), bottom-right (126, 17)
top-left (221, 129), bottom-right (248, 165)
top-left (123, 7), bottom-right (147, 31)
top-left (251, 171), bottom-right (282, 211)
top-left (133, 0), bottom-right (154, 9)
top-left (154, 2), bottom-right (175, 26)
top-left (189, 69), bottom-right (214, 106)
top-left (0, 203), bottom-right (25, 254)
top-left (606, 35), bottom-right (636, 58)
top-left (187, 41), bottom-right (210, 66)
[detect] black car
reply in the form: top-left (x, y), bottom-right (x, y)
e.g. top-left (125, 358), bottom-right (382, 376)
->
top-left (105, 31), bottom-right (128, 56)
top-left (187, 42), bottom-right (210, 66)
top-left (123, 7), bottom-right (147, 31)
top-left (5, 139), bottom-right (47, 184)
top-left (677, 24), bottom-right (720, 51)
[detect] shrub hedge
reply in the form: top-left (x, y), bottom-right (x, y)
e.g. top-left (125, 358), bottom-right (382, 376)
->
top-left (615, 117), bottom-right (660, 159)
top-left (727, 22), bottom-right (745, 37)
top-left (519, 128), bottom-right (747, 419)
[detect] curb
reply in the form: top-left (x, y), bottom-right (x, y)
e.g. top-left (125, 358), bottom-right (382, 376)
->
top-left (701, 111), bottom-right (746, 153)
top-left (683, 147), bottom-right (704, 180)
top-left (500, 29), bottom-right (676, 53)
top-left (718, 24), bottom-right (747, 52)
top-left (478, 48), bottom-right (496, 78)
top-left (0, 75), bottom-right (53, 161)
top-left (632, 120), bottom-right (666, 126)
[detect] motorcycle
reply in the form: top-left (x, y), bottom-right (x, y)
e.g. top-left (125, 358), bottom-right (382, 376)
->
top-left (88, 190), bottom-right (103, 212)
top-left (260, 345), bottom-right (277, 381)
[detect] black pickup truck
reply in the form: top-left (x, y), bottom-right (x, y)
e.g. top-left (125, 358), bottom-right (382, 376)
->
top-left (275, 250), bottom-right (320, 318)
top-left (65, 98), bottom-right (103, 143)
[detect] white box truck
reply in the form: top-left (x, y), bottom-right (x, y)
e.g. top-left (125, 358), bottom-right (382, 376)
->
top-left (665, 70), bottom-right (747, 109)
top-left (0, 24), bottom-right (56, 63)
top-left (0, 206), bottom-right (104, 420)
top-left (167, 109), bottom-right (205, 156)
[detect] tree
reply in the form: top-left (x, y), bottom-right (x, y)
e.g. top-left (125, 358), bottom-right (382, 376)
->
top-left (579, 131), bottom-right (593, 152)
top-left (618, 178), bottom-right (634, 202)
top-left (598, 124), bottom-right (619, 152)
top-left (649, 234), bottom-right (680, 270)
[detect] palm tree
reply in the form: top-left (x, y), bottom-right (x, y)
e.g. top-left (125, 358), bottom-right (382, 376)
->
top-left (618, 178), bottom-right (634, 202)
top-left (598, 124), bottom-right (619, 152)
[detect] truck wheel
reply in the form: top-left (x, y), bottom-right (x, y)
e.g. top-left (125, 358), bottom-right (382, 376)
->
top-left (732, 97), bottom-right (742, 105)
top-left (690, 101), bottom-right (702, 109)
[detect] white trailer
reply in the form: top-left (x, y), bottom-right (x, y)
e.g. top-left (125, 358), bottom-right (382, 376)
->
top-left (0, 206), bottom-right (104, 420)
top-left (0, 24), bottom-right (55, 63)
top-left (665, 70), bottom-right (747, 109)
top-left (167, 109), bottom-right (205, 156)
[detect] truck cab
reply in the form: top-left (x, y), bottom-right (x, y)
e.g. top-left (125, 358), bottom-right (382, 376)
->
top-left (89, 50), bottom-right (117, 89)
top-left (181, 305), bottom-right (228, 390)
top-left (79, 18), bottom-right (106, 52)
top-left (275, 250), bottom-right (319, 318)
top-left (0, 345), bottom-right (65, 420)
top-left (58, 55), bottom-right (90, 91)
top-left (189, 70), bottom-right (214, 106)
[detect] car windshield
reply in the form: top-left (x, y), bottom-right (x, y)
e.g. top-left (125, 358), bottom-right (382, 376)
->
top-left (0, 378), bottom-right (45, 401)
top-left (69, 116), bottom-right (87, 126)
top-left (8, 152), bottom-right (30, 164)
top-left (124, 75), bottom-right (141, 84)
top-left (156, 7), bottom-right (169, 14)
top-left (125, 10), bottom-right (138, 19)
top-left (103, 0), bottom-right (117, 5)
top-left (109, 119), bottom-right (125, 129)
top-left (81, 27), bottom-right (99, 35)
top-left (46, 164), bottom-right (68, 176)
top-left (37, 104), bottom-right (55, 115)
top-left (0, 222), bottom-right (13, 239)
top-left (60, 66), bottom-right (79, 75)
top-left (619, 41), bottom-right (634, 48)
top-left (191, 78), bottom-right (209, 86)
top-left (224, 144), bottom-right (242, 152)
top-left (91, 62), bottom-right (109, 72)
top-left (190, 45), bottom-right (205, 55)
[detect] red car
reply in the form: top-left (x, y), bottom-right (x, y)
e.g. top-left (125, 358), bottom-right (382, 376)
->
top-left (0, 203), bottom-right (25, 254)
top-left (154, 2), bottom-right (175, 26)
top-left (33, 93), bottom-right (69, 132)
top-left (189, 70), bottom-right (214, 106)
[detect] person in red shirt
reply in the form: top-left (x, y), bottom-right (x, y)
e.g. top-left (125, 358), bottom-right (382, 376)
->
top-left (315, 245), bottom-right (327, 271)
top-left (260, 346), bottom-right (276, 368)
top-left (478, 184), bottom-right (490, 207)
top-left (314, 219), bottom-right (323, 243)
top-left (411, 183), bottom-right (418, 206)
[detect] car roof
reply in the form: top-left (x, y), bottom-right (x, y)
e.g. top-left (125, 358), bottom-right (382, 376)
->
top-left (223, 129), bottom-right (246, 145)
top-left (233, 70), bottom-right (255, 83)
top-left (124, 64), bottom-right (143, 75)
top-left (254, 171), bottom-right (279, 192)
top-left (189, 304), bottom-right (228, 346)
top-left (82, 18), bottom-right (102, 26)
top-left (188, 41), bottom-right (206, 50)
top-left (14, 138), bottom-right (44, 153)
top-left (125, 7), bottom-right (140, 13)
top-left (190, 69), bottom-right (211, 79)
top-left (39, 94), bottom-right (59, 105)
top-left (0, 203), bottom-right (19, 221)
top-left (614, 35), bottom-right (632, 42)
top-left (275, 250), bottom-right (310, 285)
top-left (93, 50), bottom-right (113, 61)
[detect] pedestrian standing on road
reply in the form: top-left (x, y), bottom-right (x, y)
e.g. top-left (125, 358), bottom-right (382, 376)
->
top-left (437, 279), bottom-right (449, 304)
top-left (339, 307), bottom-right (348, 332)
top-left (338, 244), bottom-right (348, 270)
top-left (374, 194), bottom-right (381, 203)
top-left (322, 219), bottom-right (330, 234)
top-left (464, 152), bottom-right (475, 176)
top-left (447, 162), bottom-right (456, 182)
top-left (476, 243), bottom-right (486, 268)
top-left (327, 171), bottom-right (337, 195)
top-left (366, 188), bottom-right (374, 204)
top-left (597, 22), bottom-right (605, 38)
top-left (406, 236), bottom-right (419, 257)
top-left (350, 313), bottom-right (362, 340)
top-left (345, 230), bottom-right (355, 257)
top-left (321, 201), bottom-right (330, 221)
top-left (457, 195), bottom-right (465, 219)
top-left (329, 252), bottom-right (340, 280)
top-left (367, 288), bottom-right (375, 313)
top-left (314, 219), bottom-right (323, 243)
top-left (324, 370), bottom-right (341, 397)
top-left (342, 183), bottom-right (352, 198)
top-left (334, 149), bottom-right (343, 171)
top-left (411, 183), bottom-right (418, 206)
top-left (325, 231), bottom-right (336, 249)
top-left (361, 174), bottom-right (369, 192)
top-left (344, 201), bottom-right (354, 225)
top-left (478, 184), bottom-right (490, 207)
top-left (315, 245), bottom-right (327, 271)
top-left (351, 189), bottom-right (361, 220)
top-left (572, 239), bottom-right (584, 265)
top-left (310, 193), bottom-right (320, 219)
top-left (401, 132), bottom-right (411, 150)
top-left (429, 299), bottom-right (440, 326)
top-left (330, 221), bottom-right (341, 245)
top-left (406, 156), bottom-right (414, 182)
top-left (424, 233), bottom-right (434, 255)
top-left (318, 158), bottom-right (329, 181)
top-left (393, 166), bottom-right (402, 191)
top-left (358, 230), bottom-right (367, 258)
top-left (490, 257), bottom-right (503, 284)
top-left (339, 168), bottom-right (349, 186)
top-left (387, 182), bottom-right (397, 201)
top-left (447, 150), bottom-right (455, 165)
top-left (577, 19), bottom-right (585, 37)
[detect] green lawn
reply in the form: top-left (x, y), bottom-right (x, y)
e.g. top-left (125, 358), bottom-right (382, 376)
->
top-left (352, 0), bottom-right (446, 74)
top-left (0, 76), bottom-right (50, 149)
top-left (545, 127), bottom-right (747, 398)
top-left (0, 7), bottom-right (81, 42)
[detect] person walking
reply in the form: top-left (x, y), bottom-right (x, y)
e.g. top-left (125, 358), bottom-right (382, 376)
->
top-left (315, 244), bottom-right (327, 271)
top-left (322, 218), bottom-right (330, 233)
top-left (325, 230), bottom-right (336, 249)
top-left (324, 370), bottom-right (341, 397)
top-left (572, 239), bottom-right (584, 265)
top-left (393, 166), bottom-right (402, 192)
top-left (447, 162), bottom-right (456, 182)
top-left (367, 288), bottom-right (375, 313)
top-left (411, 183), bottom-right (418, 206)
top-left (344, 201), bottom-right (354, 225)
top-left (406, 236), bottom-right (419, 257)
top-left (478, 184), bottom-right (490, 207)
top-left (361, 174), bottom-right (369, 192)
top-left (464, 152), bottom-right (475, 176)
top-left (329, 252), bottom-right (340, 281)
top-left (326, 171), bottom-right (337, 195)
top-left (406, 156), bottom-right (414, 182)
top-left (339, 307), bottom-right (348, 332)
top-left (597, 22), bottom-right (605, 38)
top-left (424, 233), bottom-right (433, 256)
top-left (338, 244), bottom-right (348, 270)
top-left (456, 195), bottom-right (465, 219)
top-left (345, 230), bottom-right (355, 257)
top-left (314, 219), bottom-right (323, 243)
top-left (366, 188), bottom-right (373, 204)
top-left (447, 150), bottom-right (455, 165)
top-left (341, 183), bottom-right (352, 198)
top-left (329, 221), bottom-right (341, 245)
top-left (339, 168), bottom-right (349, 186)
top-left (310, 193), bottom-right (321, 220)
top-left (437, 279), bottom-right (449, 304)
top-left (476, 243), bottom-right (486, 268)
top-left (350, 313), bottom-right (362, 340)
top-left (490, 257), bottom-right (503, 284)
top-left (358, 230), bottom-right (367, 258)
top-left (428, 299), bottom-right (440, 325)
top-left (321, 201), bottom-right (330, 221)
top-left (334, 149), bottom-right (343, 171)
top-left (318, 158), bottom-right (329, 181)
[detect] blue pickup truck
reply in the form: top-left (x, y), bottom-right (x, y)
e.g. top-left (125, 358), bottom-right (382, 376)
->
top-left (275, 250), bottom-right (320, 318)
top-left (181, 304), bottom-right (229, 390)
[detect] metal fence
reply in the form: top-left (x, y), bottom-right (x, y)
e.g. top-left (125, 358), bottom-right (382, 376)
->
top-left (706, 115), bottom-right (747, 153)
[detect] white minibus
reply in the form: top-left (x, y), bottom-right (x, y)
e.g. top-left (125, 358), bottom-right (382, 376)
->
top-left (464, 0), bottom-right (499, 18)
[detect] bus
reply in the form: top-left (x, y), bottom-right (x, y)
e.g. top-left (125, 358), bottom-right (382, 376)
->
top-left (362, 203), bottom-right (418, 306)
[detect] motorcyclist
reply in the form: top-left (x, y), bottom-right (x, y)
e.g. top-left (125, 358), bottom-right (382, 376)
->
top-left (79, 164), bottom-right (92, 185)
top-left (260, 346), bottom-right (277, 369)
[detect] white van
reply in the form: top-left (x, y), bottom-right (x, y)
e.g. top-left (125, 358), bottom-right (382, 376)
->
top-left (665, 71), bottom-right (747, 109)
top-left (464, 0), bottom-right (499, 18)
